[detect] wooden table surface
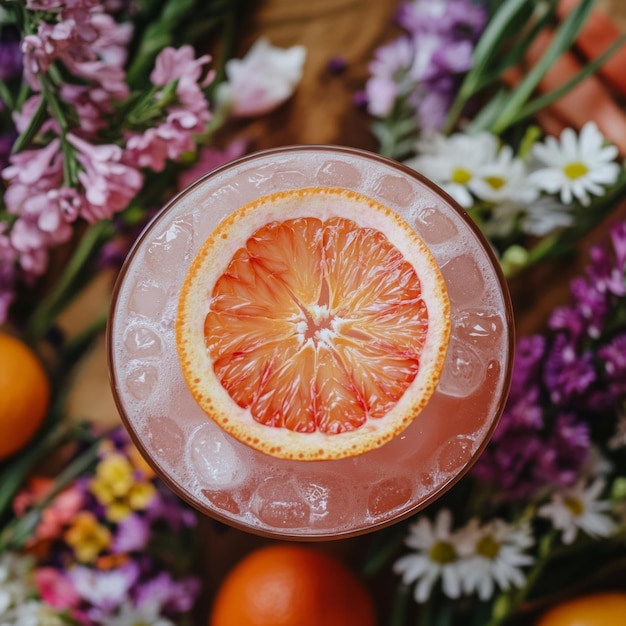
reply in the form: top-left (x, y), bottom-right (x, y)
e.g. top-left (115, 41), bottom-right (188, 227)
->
top-left (59, 0), bottom-right (626, 619)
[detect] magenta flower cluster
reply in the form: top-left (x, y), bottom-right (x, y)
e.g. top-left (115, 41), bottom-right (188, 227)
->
top-left (364, 0), bottom-right (486, 132)
top-left (12, 427), bottom-right (201, 625)
top-left (0, 1), bottom-right (214, 322)
top-left (473, 221), bottom-right (626, 500)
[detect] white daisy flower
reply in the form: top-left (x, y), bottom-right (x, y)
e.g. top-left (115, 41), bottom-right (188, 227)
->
top-left (472, 145), bottom-right (535, 205)
top-left (459, 519), bottom-right (535, 601)
top-left (393, 508), bottom-right (465, 603)
top-left (538, 478), bottom-right (616, 544)
top-left (521, 196), bottom-right (574, 236)
top-left (106, 600), bottom-right (175, 626)
top-left (528, 122), bottom-right (621, 206)
top-left (405, 132), bottom-right (500, 208)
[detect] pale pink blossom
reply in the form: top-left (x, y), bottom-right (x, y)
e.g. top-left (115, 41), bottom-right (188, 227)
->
top-left (35, 568), bottom-right (82, 610)
top-left (12, 95), bottom-right (59, 135)
top-left (71, 60), bottom-right (129, 100)
top-left (60, 84), bottom-right (111, 135)
top-left (125, 46), bottom-right (214, 170)
top-left (217, 37), bottom-right (306, 117)
top-left (88, 11), bottom-right (132, 67)
top-left (150, 45), bottom-right (212, 87)
top-left (68, 133), bottom-right (143, 221)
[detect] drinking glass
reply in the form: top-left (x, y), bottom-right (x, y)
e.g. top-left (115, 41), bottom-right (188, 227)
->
top-left (107, 145), bottom-right (514, 540)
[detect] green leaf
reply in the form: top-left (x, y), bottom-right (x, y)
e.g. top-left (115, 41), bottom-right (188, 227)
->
top-left (512, 31), bottom-right (626, 125)
top-left (25, 220), bottom-right (116, 343)
top-left (489, 0), bottom-right (595, 134)
top-left (445, 0), bottom-right (531, 131)
top-left (471, 2), bottom-right (558, 94)
top-left (11, 96), bottom-right (48, 153)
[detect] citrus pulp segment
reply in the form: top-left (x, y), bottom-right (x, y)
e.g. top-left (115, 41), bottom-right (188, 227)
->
top-left (176, 187), bottom-right (450, 460)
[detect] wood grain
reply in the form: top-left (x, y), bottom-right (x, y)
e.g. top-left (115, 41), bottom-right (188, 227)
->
top-left (59, 1), bottom-right (626, 620)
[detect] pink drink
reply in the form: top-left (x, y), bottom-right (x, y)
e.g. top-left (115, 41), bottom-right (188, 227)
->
top-left (107, 146), bottom-right (514, 539)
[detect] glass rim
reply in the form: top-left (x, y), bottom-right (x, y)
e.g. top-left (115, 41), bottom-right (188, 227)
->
top-left (106, 144), bottom-right (515, 541)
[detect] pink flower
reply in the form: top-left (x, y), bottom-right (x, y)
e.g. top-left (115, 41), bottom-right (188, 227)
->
top-left (124, 46), bottom-right (214, 171)
top-left (71, 60), bottom-right (129, 100)
top-left (150, 45), bottom-right (212, 87)
top-left (216, 37), bottom-right (306, 117)
top-left (35, 567), bottom-right (82, 610)
top-left (177, 138), bottom-right (248, 190)
top-left (60, 84), bottom-right (111, 135)
top-left (38, 484), bottom-right (86, 542)
top-left (12, 95), bottom-right (60, 135)
top-left (68, 133), bottom-right (143, 221)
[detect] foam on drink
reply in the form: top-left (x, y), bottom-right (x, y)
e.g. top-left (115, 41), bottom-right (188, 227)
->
top-left (108, 146), bottom-right (514, 539)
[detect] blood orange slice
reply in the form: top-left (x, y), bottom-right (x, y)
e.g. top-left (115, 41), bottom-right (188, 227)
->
top-left (176, 187), bottom-right (450, 460)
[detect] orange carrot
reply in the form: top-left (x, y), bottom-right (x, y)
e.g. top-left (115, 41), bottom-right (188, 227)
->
top-left (526, 29), bottom-right (626, 154)
top-left (557, 0), bottom-right (626, 97)
top-left (500, 65), bottom-right (568, 136)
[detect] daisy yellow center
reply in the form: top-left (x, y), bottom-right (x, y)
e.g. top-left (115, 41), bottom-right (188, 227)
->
top-left (429, 541), bottom-right (457, 564)
top-left (476, 535), bottom-right (501, 559)
top-left (563, 162), bottom-right (588, 180)
top-left (451, 168), bottom-right (472, 184)
top-left (484, 176), bottom-right (505, 190)
top-left (564, 496), bottom-right (584, 516)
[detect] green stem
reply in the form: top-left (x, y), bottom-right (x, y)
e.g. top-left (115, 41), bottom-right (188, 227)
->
top-left (389, 583), bottom-right (412, 626)
top-left (61, 309), bottom-right (109, 370)
top-left (25, 220), bottom-right (116, 343)
top-left (0, 436), bottom-right (103, 552)
top-left (11, 95), bottom-right (48, 153)
top-left (360, 526), bottom-right (407, 578)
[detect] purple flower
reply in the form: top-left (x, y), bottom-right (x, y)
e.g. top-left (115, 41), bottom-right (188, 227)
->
top-left (0, 132), bottom-right (16, 171)
top-left (135, 571), bottom-right (201, 614)
top-left (365, 0), bottom-right (486, 132)
top-left (111, 513), bottom-right (151, 553)
top-left (610, 220), bottom-right (626, 271)
top-left (540, 413), bottom-right (590, 487)
top-left (599, 335), bottom-right (626, 398)
top-left (509, 335), bottom-right (546, 395)
top-left (0, 25), bottom-right (23, 82)
top-left (68, 133), bottom-right (143, 221)
top-left (69, 561), bottom-right (140, 616)
top-left (397, 0), bottom-right (487, 40)
top-left (544, 334), bottom-right (597, 403)
top-left (327, 56), bottom-right (347, 75)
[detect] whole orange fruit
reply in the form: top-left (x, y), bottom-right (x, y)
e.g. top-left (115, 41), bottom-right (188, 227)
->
top-left (536, 591), bottom-right (626, 626)
top-left (0, 333), bottom-right (50, 459)
top-left (209, 544), bottom-right (377, 626)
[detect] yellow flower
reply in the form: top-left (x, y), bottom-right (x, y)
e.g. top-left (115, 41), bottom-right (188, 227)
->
top-left (128, 481), bottom-right (157, 511)
top-left (93, 453), bottom-right (134, 498)
top-left (64, 511), bottom-right (111, 563)
top-left (89, 477), bottom-right (117, 506)
top-left (104, 498), bottom-right (133, 523)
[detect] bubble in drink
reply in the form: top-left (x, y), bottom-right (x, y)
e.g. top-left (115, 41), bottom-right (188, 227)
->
top-left (126, 364), bottom-right (158, 401)
top-left (455, 308), bottom-right (504, 345)
top-left (108, 146), bottom-right (514, 539)
top-left (438, 339), bottom-right (485, 398)
top-left (316, 160), bottom-right (362, 187)
top-left (414, 205), bottom-right (459, 245)
top-left (441, 254), bottom-right (486, 306)
top-left (143, 416), bottom-right (185, 467)
top-left (373, 174), bottom-right (414, 206)
top-left (367, 477), bottom-right (414, 518)
top-left (146, 218), bottom-right (193, 274)
top-left (124, 325), bottom-right (163, 358)
top-left (187, 423), bottom-right (248, 488)
top-left (251, 478), bottom-right (311, 529)
top-left (128, 281), bottom-right (167, 319)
